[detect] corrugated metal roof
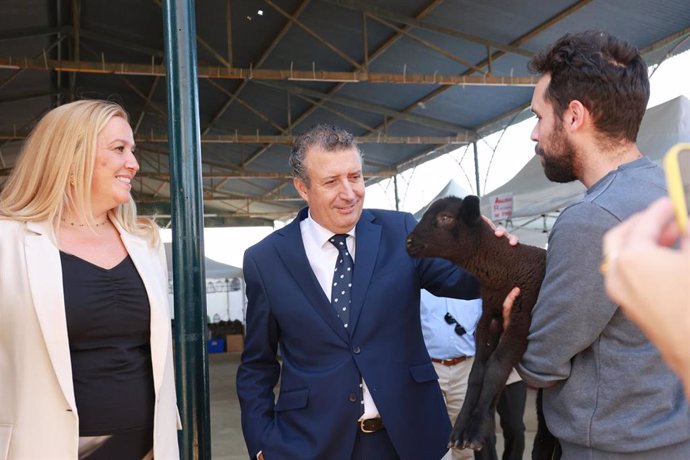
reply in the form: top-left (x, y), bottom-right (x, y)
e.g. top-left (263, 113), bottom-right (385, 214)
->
top-left (1, 0), bottom-right (688, 225)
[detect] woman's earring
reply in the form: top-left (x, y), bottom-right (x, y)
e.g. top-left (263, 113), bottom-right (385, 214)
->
top-left (69, 174), bottom-right (76, 186)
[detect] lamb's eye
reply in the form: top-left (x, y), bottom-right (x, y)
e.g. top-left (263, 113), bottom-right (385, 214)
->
top-left (437, 215), bottom-right (454, 225)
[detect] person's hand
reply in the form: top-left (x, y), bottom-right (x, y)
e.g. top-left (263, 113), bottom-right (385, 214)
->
top-left (501, 287), bottom-right (521, 330)
top-left (482, 215), bottom-right (519, 246)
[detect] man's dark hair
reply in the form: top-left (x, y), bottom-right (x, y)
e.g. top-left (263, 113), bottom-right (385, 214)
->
top-left (528, 30), bottom-right (650, 142)
top-left (289, 124), bottom-right (361, 185)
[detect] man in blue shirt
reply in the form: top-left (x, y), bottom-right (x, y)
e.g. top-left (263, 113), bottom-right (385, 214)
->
top-left (421, 290), bottom-right (527, 460)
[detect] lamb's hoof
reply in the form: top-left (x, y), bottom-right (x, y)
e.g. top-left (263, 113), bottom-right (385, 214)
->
top-left (468, 439), bottom-right (485, 451)
top-left (448, 425), bottom-right (464, 450)
top-left (458, 415), bottom-right (493, 452)
top-left (449, 426), bottom-right (486, 452)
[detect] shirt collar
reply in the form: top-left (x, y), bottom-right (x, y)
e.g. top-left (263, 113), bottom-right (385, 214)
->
top-left (305, 211), bottom-right (355, 247)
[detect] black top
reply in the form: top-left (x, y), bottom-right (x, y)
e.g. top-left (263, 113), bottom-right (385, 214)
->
top-left (60, 251), bottom-right (155, 436)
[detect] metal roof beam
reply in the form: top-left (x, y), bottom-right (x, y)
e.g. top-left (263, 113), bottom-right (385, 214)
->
top-left (288, 92), bottom-right (380, 133)
top-left (133, 77), bottom-right (161, 134)
top-left (472, 26), bottom-right (690, 149)
top-left (363, 0), bottom-right (593, 172)
top-left (201, 0), bottom-right (313, 135)
top-left (77, 29), bottom-right (165, 58)
top-left (234, 0), bottom-right (443, 171)
top-left (0, 25), bottom-right (71, 42)
top-left (364, 0), bottom-right (445, 65)
top-left (236, 0), bottom-right (449, 202)
top-left (237, 0), bottom-right (446, 170)
top-left (641, 27), bottom-right (690, 55)
top-left (151, 0), bottom-right (312, 214)
top-left (205, 79), bottom-right (287, 133)
top-left (465, 0), bottom-right (593, 76)
top-left (263, 0), bottom-right (362, 69)
top-left (0, 90), bottom-right (62, 104)
top-left (0, 133), bottom-right (471, 145)
top-left (112, 168), bottom-right (397, 180)
top-left (0, 56), bottom-right (538, 86)
top-left (369, 15), bottom-right (487, 74)
top-left (255, 81), bottom-right (474, 134)
top-left (322, 0), bottom-right (534, 58)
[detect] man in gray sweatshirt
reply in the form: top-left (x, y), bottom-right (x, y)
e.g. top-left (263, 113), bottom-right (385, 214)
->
top-left (511, 31), bottom-right (690, 459)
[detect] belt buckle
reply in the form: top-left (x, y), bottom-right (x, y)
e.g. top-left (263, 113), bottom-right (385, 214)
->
top-left (359, 418), bottom-right (377, 433)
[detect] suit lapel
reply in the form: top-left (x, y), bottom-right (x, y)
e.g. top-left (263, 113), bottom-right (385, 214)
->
top-left (349, 210), bottom-right (380, 334)
top-left (25, 221), bottom-right (78, 412)
top-left (275, 209), bottom-right (349, 343)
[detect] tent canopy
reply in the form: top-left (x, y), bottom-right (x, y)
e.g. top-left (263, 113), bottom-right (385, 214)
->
top-left (2, 1), bottom-right (689, 226)
top-left (413, 179), bottom-right (472, 220)
top-left (164, 243), bottom-right (243, 280)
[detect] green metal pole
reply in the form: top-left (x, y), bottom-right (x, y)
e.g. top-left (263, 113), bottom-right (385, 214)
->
top-left (162, 1), bottom-right (211, 459)
top-left (473, 141), bottom-right (481, 196)
top-left (393, 174), bottom-right (400, 211)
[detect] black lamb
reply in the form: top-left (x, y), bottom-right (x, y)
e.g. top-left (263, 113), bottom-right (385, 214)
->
top-left (406, 195), bottom-right (559, 460)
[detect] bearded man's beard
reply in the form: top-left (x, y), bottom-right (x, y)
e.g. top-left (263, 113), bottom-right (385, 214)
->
top-left (536, 122), bottom-right (578, 183)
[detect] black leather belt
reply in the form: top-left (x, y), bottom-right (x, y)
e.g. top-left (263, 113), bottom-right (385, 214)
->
top-left (359, 417), bottom-right (384, 433)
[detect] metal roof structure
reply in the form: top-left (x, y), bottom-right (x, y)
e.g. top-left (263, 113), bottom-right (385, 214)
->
top-left (1, 0), bottom-right (689, 226)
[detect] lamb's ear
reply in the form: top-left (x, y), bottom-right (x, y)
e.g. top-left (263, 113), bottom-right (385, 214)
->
top-left (460, 195), bottom-right (482, 226)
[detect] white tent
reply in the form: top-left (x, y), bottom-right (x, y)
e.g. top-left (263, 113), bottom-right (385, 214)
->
top-left (164, 243), bottom-right (243, 280)
top-left (164, 243), bottom-right (246, 323)
top-left (413, 179), bottom-right (472, 220)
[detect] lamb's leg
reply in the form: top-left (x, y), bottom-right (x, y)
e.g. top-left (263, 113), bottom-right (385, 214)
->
top-left (462, 298), bottom-right (529, 451)
top-left (462, 355), bottom-right (515, 451)
top-left (449, 312), bottom-right (501, 449)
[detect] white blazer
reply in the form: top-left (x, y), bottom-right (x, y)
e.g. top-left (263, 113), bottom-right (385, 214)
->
top-left (0, 218), bottom-right (180, 459)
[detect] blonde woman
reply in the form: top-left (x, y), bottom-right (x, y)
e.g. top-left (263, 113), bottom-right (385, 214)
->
top-left (0, 100), bottom-right (180, 459)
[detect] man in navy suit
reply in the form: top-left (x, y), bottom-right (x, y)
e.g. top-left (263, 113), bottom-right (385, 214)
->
top-left (236, 124), bottom-right (483, 460)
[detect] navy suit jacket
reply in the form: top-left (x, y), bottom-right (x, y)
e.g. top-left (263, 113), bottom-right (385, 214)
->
top-left (236, 208), bottom-right (479, 460)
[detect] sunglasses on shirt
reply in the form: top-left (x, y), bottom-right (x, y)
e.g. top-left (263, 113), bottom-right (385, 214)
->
top-left (444, 312), bottom-right (467, 337)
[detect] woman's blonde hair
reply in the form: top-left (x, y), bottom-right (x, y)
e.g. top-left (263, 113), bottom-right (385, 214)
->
top-left (0, 99), bottom-right (158, 245)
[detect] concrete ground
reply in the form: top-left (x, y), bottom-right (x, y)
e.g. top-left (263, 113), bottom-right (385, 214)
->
top-left (209, 352), bottom-right (538, 460)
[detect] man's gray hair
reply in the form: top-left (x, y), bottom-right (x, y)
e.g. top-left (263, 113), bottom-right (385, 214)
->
top-left (289, 124), bottom-right (362, 185)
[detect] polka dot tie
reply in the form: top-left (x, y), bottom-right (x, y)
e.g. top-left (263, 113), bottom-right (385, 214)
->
top-left (329, 234), bottom-right (353, 329)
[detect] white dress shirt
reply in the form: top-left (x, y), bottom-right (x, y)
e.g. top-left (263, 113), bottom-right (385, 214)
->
top-left (300, 213), bottom-right (380, 420)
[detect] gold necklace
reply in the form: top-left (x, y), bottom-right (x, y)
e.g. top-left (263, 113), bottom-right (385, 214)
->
top-left (61, 218), bottom-right (108, 227)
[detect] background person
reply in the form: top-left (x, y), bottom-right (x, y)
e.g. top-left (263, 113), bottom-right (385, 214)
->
top-left (0, 100), bottom-right (180, 459)
top-left (602, 196), bottom-right (690, 399)
top-left (236, 124), bottom-right (488, 460)
top-left (508, 30), bottom-right (690, 458)
top-left (421, 290), bottom-right (526, 460)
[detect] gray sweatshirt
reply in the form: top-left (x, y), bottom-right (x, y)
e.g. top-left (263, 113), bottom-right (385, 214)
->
top-left (519, 157), bottom-right (690, 457)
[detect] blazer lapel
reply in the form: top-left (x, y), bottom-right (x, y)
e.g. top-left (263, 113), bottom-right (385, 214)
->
top-left (274, 209), bottom-right (349, 343)
top-left (25, 221), bottom-right (78, 412)
top-left (116, 223), bottom-right (170, 394)
top-left (349, 210), bottom-right (380, 334)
